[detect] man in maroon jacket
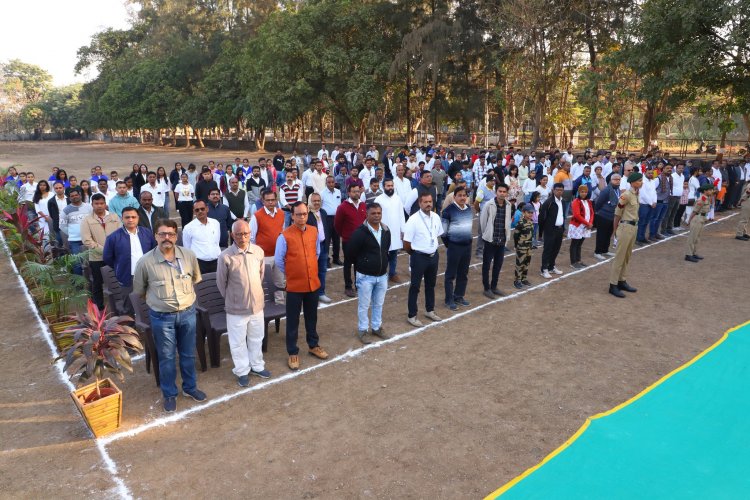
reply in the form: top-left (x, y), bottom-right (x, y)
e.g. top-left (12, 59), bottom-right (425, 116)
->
top-left (334, 184), bottom-right (367, 297)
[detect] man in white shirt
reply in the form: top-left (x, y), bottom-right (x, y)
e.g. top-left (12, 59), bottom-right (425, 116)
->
top-left (403, 192), bottom-right (444, 327)
top-left (317, 143), bottom-right (329, 160)
top-left (636, 168), bottom-right (658, 244)
top-left (562, 148), bottom-right (574, 165)
top-left (665, 163), bottom-right (686, 235)
top-left (182, 199), bottom-right (221, 273)
top-left (375, 179), bottom-right (406, 283)
top-left (141, 171), bottom-right (166, 208)
top-left (18, 172), bottom-right (37, 203)
top-left (320, 176), bottom-right (342, 265)
top-left (96, 179), bottom-right (116, 203)
top-left (359, 157), bottom-right (376, 189)
top-left (601, 156), bottom-right (613, 178)
top-left (309, 161), bottom-right (327, 195)
top-left (393, 164), bottom-right (413, 209)
top-left (366, 145), bottom-right (378, 159)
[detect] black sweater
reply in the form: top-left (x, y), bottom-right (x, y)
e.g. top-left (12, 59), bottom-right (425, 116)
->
top-left (344, 223), bottom-right (391, 277)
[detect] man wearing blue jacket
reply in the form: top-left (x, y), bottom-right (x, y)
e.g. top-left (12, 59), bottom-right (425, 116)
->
top-left (103, 206), bottom-right (157, 313)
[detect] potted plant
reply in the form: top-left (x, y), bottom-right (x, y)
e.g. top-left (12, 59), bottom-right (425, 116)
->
top-left (56, 300), bottom-right (144, 438)
top-left (22, 252), bottom-right (89, 347)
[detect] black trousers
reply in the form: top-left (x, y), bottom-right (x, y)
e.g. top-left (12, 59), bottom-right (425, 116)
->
top-left (663, 196), bottom-right (680, 232)
top-left (342, 241), bottom-right (354, 289)
top-left (594, 215), bottom-right (614, 254)
top-left (674, 204), bottom-right (687, 227)
top-left (482, 241), bottom-right (505, 291)
top-left (541, 226), bottom-right (564, 271)
top-left (444, 243), bottom-right (471, 302)
top-left (285, 290), bottom-right (320, 355)
top-left (177, 200), bottom-right (194, 228)
top-left (569, 238), bottom-right (583, 264)
top-left (408, 252), bottom-right (439, 317)
top-left (89, 261), bottom-right (106, 310)
top-left (197, 259), bottom-right (217, 274)
top-left (326, 215), bottom-right (340, 261)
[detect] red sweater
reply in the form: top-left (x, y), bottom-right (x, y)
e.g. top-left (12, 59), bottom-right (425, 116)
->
top-left (571, 198), bottom-right (595, 227)
top-left (334, 200), bottom-right (367, 242)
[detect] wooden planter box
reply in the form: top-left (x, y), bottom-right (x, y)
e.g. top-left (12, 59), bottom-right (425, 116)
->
top-left (48, 319), bottom-right (78, 351)
top-left (71, 378), bottom-right (122, 438)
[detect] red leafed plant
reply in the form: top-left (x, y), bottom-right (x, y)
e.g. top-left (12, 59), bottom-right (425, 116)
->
top-left (0, 206), bottom-right (48, 262)
top-left (56, 300), bottom-right (144, 401)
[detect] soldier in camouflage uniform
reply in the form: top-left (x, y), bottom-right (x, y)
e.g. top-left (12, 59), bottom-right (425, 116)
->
top-left (513, 204), bottom-right (535, 289)
top-left (685, 184), bottom-right (714, 262)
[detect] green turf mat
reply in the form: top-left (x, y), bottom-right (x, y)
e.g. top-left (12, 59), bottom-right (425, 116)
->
top-left (488, 321), bottom-right (750, 499)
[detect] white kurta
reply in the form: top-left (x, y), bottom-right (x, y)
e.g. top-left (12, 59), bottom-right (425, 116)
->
top-left (374, 192), bottom-right (406, 251)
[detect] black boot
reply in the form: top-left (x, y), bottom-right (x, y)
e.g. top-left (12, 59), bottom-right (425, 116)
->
top-left (609, 284), bottom-right (626, 298)
top-left (685, 255), bottom-right (699, 262)
top-left (617, 281), bottom-right (637, 293)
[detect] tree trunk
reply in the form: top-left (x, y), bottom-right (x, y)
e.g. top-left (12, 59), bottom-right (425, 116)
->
top-left (195, 127), bottom-right (205, 148)
top-left (641, 103), bottom-right (661, 153)
top-left (358, 116), bottom-right (368, 145)
top-left (154, 128), bottom-right (162, 145)
top-left (319, 112), bottom-right (324, 144)
top-left (184, 124), bottom-right (191, 148)
top-left (406, 69), bottom-right (413, 145)
top-left (585, 24), bottom-right (598, 149)
top-left (742, 112), bottom-right (750, 143)
top-left (254, 127), bottom-right (266, 150)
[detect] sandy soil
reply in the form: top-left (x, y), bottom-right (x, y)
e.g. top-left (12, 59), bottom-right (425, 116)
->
top-left (0, 142), bottom-right (748, 498)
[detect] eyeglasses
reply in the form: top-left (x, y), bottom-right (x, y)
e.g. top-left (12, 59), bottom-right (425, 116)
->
top-left (157, 232), bottom-right (177, 238)
top-left (233, 232), bottom-right (250, 237)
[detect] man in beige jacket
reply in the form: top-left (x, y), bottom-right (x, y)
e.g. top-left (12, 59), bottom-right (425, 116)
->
top-left (81, 193), bottom-right (121, 310)
top-left (216, 219), bottom-right (270, 387)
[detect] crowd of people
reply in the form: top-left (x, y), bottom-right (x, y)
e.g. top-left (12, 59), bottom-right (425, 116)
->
top-left (9, 144), bottom-right (750, 412)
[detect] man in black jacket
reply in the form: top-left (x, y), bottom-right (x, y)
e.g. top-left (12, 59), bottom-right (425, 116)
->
top-left (345, 202), bottom-right (391, 344)
top-left (537, 182), bottom-right (566, 279)
top-left (137, 191), bottom-right (168, 231)
top-left (47, 181), bottom-right (68, 246)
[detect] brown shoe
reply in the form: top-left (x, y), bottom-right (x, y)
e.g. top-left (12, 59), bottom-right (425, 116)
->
top-left (344, 288), bottom-right (356, 298)
top-left (287, 355), bottom-right (300, 371)
top-left (389, 275), bottom-right (403, 284)
top-left (308, 346), bottom-right (329, 360)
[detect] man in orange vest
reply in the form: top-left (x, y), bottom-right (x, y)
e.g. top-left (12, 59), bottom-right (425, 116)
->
top-left (275, 201), bottom-right (330, 371)
top-left (250, 189), bottom-right (286, 304)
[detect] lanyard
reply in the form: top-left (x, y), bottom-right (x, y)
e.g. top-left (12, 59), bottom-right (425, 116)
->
top-left (419, 211), bottom-right (434, 240)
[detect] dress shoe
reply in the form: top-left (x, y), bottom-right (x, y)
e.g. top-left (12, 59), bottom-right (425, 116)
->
top-left (372, 328), bottom-right (390, 339)
top-left (333, 259), bottom-right (344, 266)
top-left (288, 355), bottom-right (300, 370)
top-left (407, 316), bottom-right (424, 327)
top-left (357, 330), bottom-right (372, 344)
top-left (424, 311), bottom-right (442, 321)
top-left (652, 234), bottom-right (665, 240)
top-left (455, 297), bottom-right (470, 306)
top-left (692, 254), bottom-right (704, 260)
top-left (389, 274), bottom-right (403, 283)
top-left (617, 281), bottom-right (637, 293)
top-left (483, 289), bottom-right (495, 299)
top-left (609, 284), bottom-right (625, 298)
top-left (521, 280), bottom-right (532, 287)
top-left (736, 235), bottom-right (749, 241)
top-left (491, 288), bottom-right (505, 296)
top-left (308, 346), bottom-right (329, 359)
top-left (685, 255), bottom-right (699, 263)
top-left (344, 288), bottom-right (356, 298)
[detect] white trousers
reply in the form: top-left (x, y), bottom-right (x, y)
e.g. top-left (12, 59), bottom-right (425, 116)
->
top-left (226, 311), bottom-right (265, 377)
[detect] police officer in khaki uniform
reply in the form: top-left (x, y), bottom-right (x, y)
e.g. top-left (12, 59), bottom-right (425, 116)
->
top-left (735, 183), bottom-right (750, 241)
top-left (609, 172), bottom-right (643, 298)
top-left (685, 184), bottom-right (714, 262)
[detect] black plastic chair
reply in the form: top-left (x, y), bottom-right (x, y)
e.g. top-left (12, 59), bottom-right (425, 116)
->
top-left (129, 292), bottom-right (160, 387)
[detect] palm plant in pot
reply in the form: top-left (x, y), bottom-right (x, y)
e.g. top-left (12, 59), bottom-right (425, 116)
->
top-left (56, 300), bottom-right (144, 438)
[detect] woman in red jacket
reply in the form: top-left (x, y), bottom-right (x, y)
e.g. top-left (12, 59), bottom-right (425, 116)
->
top-left (569, 184), bottom-right (595, 268)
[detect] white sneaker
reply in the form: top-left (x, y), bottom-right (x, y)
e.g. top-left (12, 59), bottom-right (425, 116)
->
top-left (540, 270), bottom-right (552, 279)
top-left (605, 251), bottom-right (616, 257)
top-left (407, 316), bottom-right (424, 327)
top-left (424, 311), bottom-right (442, 322)
top-left (318, 294), bottom-right (332, 304)
top-left (551, 267), bottom-right (563, 275)
top-left (594, 253), bottom-right (606, 261)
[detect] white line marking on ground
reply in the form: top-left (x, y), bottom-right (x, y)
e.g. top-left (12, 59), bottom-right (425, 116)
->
top-left (99, 213), bottom-right (736, 446)
top-left (0, 235), bottom-right (134, 500)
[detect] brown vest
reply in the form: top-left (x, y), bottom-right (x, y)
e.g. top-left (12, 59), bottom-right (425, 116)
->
top-left (254, 209), bottom-right (284, 256)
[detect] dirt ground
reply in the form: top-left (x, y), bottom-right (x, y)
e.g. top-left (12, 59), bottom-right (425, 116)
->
top-left (1, 142), bottom-right (748, 499)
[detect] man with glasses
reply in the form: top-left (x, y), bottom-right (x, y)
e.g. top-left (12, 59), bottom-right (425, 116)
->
top-left (251, 189), bottom-right (286, 304)
top-left (275, 201), bottom-right (329, 371)
top-left (133, 218), bottom-right (205, 412)
top-left (182, 199), bottom-right (221, 274)
top-left (216, 219), bottom-right (270, 387)
top-left (103, 206), bottom-right (157, 313)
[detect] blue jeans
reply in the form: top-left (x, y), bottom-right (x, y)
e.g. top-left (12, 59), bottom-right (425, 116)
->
top-left (318, 244), bottom-right (328, 295)
top-left (356, 272), bottom-right (388, 331)
top-left (149, 305), bottom-right (198, 399)
top-left (388, 250), bottom-right (399, 277)
top-left (69, 240), bottom-right (84, 275)
top-left (637, 204), bottom-right (655, 241)
top-left (650, 202), bottom-right (667, 236)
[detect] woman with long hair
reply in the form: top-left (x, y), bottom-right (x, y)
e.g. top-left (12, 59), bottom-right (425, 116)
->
top-left (33, 180), bottom-right (54, 239)
top-left (504, 165), bottom-right (522, 203)
top-left (79, 180), bottom-right (93, 203)
top-left (156, 166), bottom-right (171, 213)
top-left (569, 184), bottom-right (595, 268)
top-left (55, 169), bottom-right (70, 188)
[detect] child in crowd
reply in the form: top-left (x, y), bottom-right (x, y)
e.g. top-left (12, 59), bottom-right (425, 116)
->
top-left (513, 204), bottom-right (535, 289)
top-left (677, 180), bottom-right (689, 226)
